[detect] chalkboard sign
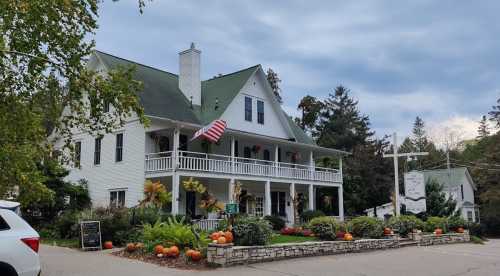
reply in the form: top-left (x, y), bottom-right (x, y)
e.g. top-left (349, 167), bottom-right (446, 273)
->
top-left (225, 203), bottom-right (239, 214)
top-left (80, 221), bottom-right (102, 250)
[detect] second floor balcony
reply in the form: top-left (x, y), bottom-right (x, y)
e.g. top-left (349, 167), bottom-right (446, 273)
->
top-left (145, 150), bottom-right (342, 183)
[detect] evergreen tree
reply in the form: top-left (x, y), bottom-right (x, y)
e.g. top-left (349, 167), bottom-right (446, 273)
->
top-left (266, 68), bottom-right (282, 103)
top-left (412, 116), bottom-right (428, 152)
top-left (477, 115), bottom-right (490, 139)
top-left (424, 178), bottom-right (457, 218)
top-left (315, 86), bottom-right (373, 152)
top-left (489, 98), bottom-right (500, 128)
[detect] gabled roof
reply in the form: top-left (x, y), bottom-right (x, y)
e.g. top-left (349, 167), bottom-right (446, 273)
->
top-left (92, 50), bottom-right (320, 147)
top-left (420, 167), bottom-right (477, 190)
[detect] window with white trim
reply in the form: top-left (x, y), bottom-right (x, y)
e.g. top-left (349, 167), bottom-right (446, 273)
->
top-left (94, 137), bottom-right (101, 165)
top-left (115, 133), bottom-right (123, 162)
top-left (257, 100), bottom-right (264, 124)
top-left (110, 190), bottom-right (126, 208)
top-left (254, 196), bottom-right (264, 217)
top-left (244, 96), bottom-right (252, 122)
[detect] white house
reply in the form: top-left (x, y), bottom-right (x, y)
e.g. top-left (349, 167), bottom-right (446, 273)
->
top-left (55, 44), bottom-right (347, 224)
top-left (421, 168), bottom-right (478, 222)
top-left (365, 167), bottom-right (478, 222)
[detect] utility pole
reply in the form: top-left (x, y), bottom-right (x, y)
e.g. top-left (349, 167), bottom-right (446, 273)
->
top-left (383, 132), bottom-right (429, 216)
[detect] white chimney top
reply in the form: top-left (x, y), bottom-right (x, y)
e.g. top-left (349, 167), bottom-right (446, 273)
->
top-left (179, 43), bottom-right (201, 106)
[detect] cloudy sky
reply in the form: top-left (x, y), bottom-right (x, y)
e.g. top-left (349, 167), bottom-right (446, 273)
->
top-left (94, 0), bottom-right (500, 142)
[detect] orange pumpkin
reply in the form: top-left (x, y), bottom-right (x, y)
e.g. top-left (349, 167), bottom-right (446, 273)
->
top-left (103, 241), bottom-right (113, 249)
top-left (162, 247), bottom-right (171, 256)
top-left (435, 228), bottom-right (443, 236)
top-left (154, 245), bottom-right (164, 255)
top-left (217, 236), bottom-right (227, 244)
top-left (169, 246), bottom-right (180, 257)
top-left (185, 249), bottom-right (195, 257)
top-left (224, 231), bottom-right (234, 243)
top-left (456, 227), bottom-right (465, 233)
top-left (191, 250), bottom-right (202, 262)
top-left (126, 243), bottom-right (136, 252)
top-left (383, 227), bottom-right (392, 235)
top-left (210, 232), bottom-right (221, 241)
top-left (344, 233), bottom-right (353, 241)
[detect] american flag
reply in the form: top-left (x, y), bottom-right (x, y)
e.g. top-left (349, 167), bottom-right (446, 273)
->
top-left (191, 120), bottom-right (227, 143)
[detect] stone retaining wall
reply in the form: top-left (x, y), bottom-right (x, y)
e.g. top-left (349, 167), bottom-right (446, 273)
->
top-left (207, 238), bottom-right (399, 267)
top-left (417, 231), bottom-right (470, 246)
top-left (207, 231), bottom-right (471, 267)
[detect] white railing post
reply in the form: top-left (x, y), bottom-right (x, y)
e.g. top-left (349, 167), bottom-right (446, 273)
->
top-left (274, 145), bottom-right (279, 177)
top-left (309, 151), bottom-right (315, 180)
top-left (230, 137), bottom-right (235, 174)
top-left (173, 127), bottom-right (180, 169)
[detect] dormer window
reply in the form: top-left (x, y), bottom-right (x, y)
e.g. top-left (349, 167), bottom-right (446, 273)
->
top-left (257, 100), bottom-right (264, 124)
top-left (245, 96), bottom-right (252, 122)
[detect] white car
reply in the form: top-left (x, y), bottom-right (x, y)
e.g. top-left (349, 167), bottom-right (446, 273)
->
top-left (0, 209), bottom-right (41, 276)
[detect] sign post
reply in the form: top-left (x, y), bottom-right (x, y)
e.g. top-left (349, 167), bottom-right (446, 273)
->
top-left (383, 132), bottom-right (428, 216)
top-left (80, 221), bottom-right (102, 251)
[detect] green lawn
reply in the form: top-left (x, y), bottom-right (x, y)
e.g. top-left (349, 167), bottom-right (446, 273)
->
top-left (41, 237), bottom-right (80, 248)
top-left (270, 234), bottom-right (318, 244)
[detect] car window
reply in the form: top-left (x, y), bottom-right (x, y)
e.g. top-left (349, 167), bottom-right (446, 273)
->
top-left (0, 214), bottom-right (10, 230)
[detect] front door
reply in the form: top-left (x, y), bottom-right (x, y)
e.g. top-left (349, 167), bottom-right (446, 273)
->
top-left (186, 191), bottom-right (196, 218)
top-left (271, 191), bottom-right (286, 217)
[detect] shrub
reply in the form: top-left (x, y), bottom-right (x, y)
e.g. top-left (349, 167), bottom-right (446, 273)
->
top-left (300, 210), bottom-right (325, 223)
top-left (467, 222), bottom-right (484, 237)
top-left (425, 217), bottom-right (448, 233)
top-left (308, 216), bottom-right (340, 240)
top-left (78, 207), bottom-right (134, 245)
top-left (54, 211), bottom-right (80, 239)
top-left (142, 217), bottom-right (209, 250)
top-left (264, 215), bottom-right (286, 231)
top-left (232, 217), bottom-right (273, 246)
top-left (447, 216), bottom-right (467, 231)
top-left (388, 215), bottom-right (424, 237)
top-left (348, 216), bottom-right (384, 239)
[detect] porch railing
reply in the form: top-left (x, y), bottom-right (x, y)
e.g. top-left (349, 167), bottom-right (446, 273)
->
top-left (192, 219), bottom-right (223, 231)
top-left (144, 150), bottom-right (341, 183)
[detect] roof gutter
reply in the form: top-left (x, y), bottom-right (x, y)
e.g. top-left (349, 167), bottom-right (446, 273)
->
top-left (146, 115), bottom-right (350, 156)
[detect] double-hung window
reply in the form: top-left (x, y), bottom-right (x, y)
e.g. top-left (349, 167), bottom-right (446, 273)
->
top-left (244, 96), bottom-right (252, 122)
top-left (94, 137), bottom-right (102, 165)
top-left (110, 190), bottom-right (126, 208)
top-left (115, 133), bottom-right (123, 162)
top-left (74, 141), bottom-right (81, 168)
top-left (257, 100), bottom-right (264, 124)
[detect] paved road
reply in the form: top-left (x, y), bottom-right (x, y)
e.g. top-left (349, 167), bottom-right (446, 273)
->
top-left (41, 239), bottom-right (500, 276)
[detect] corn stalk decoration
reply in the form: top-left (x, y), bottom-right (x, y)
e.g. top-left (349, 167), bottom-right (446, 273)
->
top-left (183, 177), bottom-right (223, 214)
top-left (140, 180), bottom-right (172, 208)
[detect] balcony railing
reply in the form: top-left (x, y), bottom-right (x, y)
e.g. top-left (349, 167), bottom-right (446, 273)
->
top-left (145, 150), bottom-right (341, 183)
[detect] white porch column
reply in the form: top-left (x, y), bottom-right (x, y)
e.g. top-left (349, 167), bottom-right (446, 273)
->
top-left (228, 178), bottom-right (235, 203)
top-left (339, 156), bottom-right (343, 182)
top-left (264, 181), bottom-right (271, 216)
top-left (338, 185), bottom-right (344, 221)
top-left (289, 182), bottom-right (296, 224)
top-left (172, 174), bottom-right (180, 214)
top-left (230, 136), bottom-right (235, 173)
top-left (172, 127), bottom-right (180, 168)
top-left (309, 151), bottom-right (315, 180)
top-left (308, 184), bottom-right (314, 210)
top-left (274, 145), bottom-right (279, 177)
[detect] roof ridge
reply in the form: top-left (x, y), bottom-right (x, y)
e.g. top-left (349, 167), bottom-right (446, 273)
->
top-left (203, 64), bottom-right (260, 82)
top-left (94, 50), bottom-right (178, 77)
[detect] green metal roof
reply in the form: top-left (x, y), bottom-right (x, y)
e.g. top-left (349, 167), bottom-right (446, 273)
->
top-left (93, 50), bottom-right (315, 145)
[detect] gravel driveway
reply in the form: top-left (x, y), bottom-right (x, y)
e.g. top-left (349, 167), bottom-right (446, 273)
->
top-left (41, 239), bottom-right (500, 276)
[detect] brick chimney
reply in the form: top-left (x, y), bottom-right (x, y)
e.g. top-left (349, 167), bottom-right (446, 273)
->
top-left (179, 42), bottom-right (201, 106)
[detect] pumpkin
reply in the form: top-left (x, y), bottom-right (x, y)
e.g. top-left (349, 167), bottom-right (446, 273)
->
top-left (383, 227), bottom-right (392, 235)
top-left (435, 228), bottom-right (443, 236)
top-left (185, 249), bottom-right (195, 258)
top-left (126, 243), bottom-right (136, 253)
top-left (224, 231), bottom-right (234, 243)
top-left (210, 232), bottom-right (221, 241)
top-left (344, 233), bottom-right (353, 241)
top-left (191, 250), bottom-right (202, 262)
top-left (169, 246), bottom-right (180, 257)
top-left (456, 227), bottom-right (465, 233)
top-left (217, 236), bottom-right (227, 244)
top-left (154, 245), bottom-right (164, 255)
top-left (103, 241), bottom-right (113, 249)
top-left (162, 247), bottom-right (171, 256)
